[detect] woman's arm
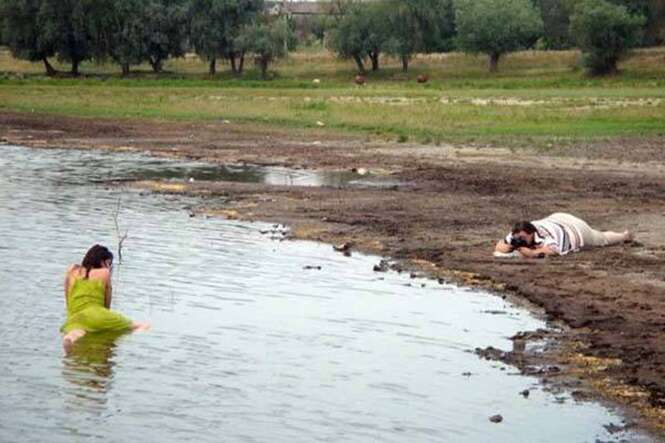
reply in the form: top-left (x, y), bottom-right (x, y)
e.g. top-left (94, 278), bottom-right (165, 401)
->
top-left (104, 276), bottom-right (113, 309)
top-left (64, 265), bottom-right (75, 308)
top-left (517, 244), bottom-right (556, 259)
top-left (495, 240), bottom-right (513, 253)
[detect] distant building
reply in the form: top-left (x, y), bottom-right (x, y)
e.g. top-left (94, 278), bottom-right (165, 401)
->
top-left (265, 1), bottom-right (336, 40)
top-left (265, 1), bottom-right (334, 18)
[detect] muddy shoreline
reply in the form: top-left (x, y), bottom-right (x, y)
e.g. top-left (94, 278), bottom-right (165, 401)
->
top-left (2, 111), bottom-right (664, 435)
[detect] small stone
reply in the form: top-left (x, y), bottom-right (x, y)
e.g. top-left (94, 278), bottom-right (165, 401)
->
top-left (373, 259), bottom-right (390, 272)
top-left (489, 414), bottom-right (503, 423)
top-left (333, 242), bottom-right (353, 252)
top-left (520, 389), bottom-right (530, 398)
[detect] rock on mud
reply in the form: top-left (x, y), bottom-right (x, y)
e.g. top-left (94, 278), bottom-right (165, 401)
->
top-left (489, 414), bottom-right (503, 423)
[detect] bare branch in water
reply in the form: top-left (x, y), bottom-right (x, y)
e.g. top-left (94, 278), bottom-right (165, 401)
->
top-left (113, 197), bottom-right (129, 263)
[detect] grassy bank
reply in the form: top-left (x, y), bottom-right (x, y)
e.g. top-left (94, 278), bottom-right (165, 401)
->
top-left (1, 47), bottom-right (665, 146)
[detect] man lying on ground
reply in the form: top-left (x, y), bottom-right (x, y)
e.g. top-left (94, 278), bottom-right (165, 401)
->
top-left (494, 213), bottom-right (634, 258)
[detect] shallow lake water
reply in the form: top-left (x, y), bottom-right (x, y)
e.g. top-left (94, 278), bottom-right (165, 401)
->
top-left (0, 145), bottom-right (655, 442)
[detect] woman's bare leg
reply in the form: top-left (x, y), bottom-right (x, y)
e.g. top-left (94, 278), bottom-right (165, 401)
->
top-left (62, 329), bottom-right (86, 352)
top-left (603, 230), bottom-right (634, 245)
top-left (131, 321), bottom-right (151, 332)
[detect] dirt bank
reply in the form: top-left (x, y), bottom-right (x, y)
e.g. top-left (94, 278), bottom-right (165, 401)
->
top-left (2, 111), bottom-right (665, 433)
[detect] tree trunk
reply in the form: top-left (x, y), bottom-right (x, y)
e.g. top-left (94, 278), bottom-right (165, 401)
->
top-left (230, 56), bottom-right (237, 74)
top-left (260, 57), bottom-right (269, 79)
top-left (401, 55), bottom-right (409, 73)
top-left (71, 59), bottom-right (80, 76)
top-left (238, 52), bottom-right (245, 74)
top-left (42, 57), bottom-right (56, 77)
top-left (489, 53), bottom-right (500, 73)
top-left (370, 52), bottom-right (379, 71)
top-left (604, 57), bottom-right (619, 75)
top-left (353, 54), bottom-right (366, 74)
top-left (209, 58), bottom-right (216, 76)
top-left (149, 57), bottom-right (163, 73)
top-left (121, 62), bottom-right (130, 77)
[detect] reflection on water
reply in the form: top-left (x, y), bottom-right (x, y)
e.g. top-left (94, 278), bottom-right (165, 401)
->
top-left (62, 332), bottom-right (124, 412)
top-left (40, 146), bottom-right (395, 188)
top-left (0, 145), bottom-right (655, 443)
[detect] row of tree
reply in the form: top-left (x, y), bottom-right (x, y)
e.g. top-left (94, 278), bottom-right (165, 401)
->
top-left (0, 0), bottom-right (290, 77)
top-left (326, 0), bottom-right (652, 75)
top-left (0, 0), bottom-right (661, 77)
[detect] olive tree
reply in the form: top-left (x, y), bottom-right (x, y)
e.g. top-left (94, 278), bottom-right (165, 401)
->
top-left (382, 0), bottom-right (456, 72)
top-left (37, 0), bottom-right (97, 76)
top-left (189, 0), bottom-right (234, 75)
top-left (142, 0), bottom-right (188, 73)
top-left (571, 0), bottom-right (646, 75)
top-left (97, 0), bottom-right (147, 76)
top-left (383, 0), bottom-right (421, 72)
top-left (188, 0), bottom-right (263, 76)
top-left (327, 2), bottom-right (388, 74)
top-left (0, 0), bottom-right (57, 75)
top-left (236, 16), bottom-right (290, 79)
top-left (404, 0), bottom-right (456, 54)
top-left (454, 0), bottom-right (543, 72)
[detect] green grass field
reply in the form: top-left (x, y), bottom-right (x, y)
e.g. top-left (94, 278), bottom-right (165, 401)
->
top-left (1, 46), bottom-right (664, 146)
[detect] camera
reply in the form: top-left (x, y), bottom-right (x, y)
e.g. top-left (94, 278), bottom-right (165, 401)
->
top-left (510, 237), bottom-right (530, 249)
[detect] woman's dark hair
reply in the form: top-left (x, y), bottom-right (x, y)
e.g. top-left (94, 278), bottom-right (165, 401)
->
top-left (81, 244), bottom-right (113, 278)
top-left (512, 221), bottom-right (538, 235)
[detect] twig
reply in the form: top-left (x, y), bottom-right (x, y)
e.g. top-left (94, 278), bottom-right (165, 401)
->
top-left (113, 197), bottom-right (129, 263)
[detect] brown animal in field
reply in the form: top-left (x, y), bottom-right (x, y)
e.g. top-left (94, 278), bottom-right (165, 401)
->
top-left (417, 74), bottom-right (429, 83)
top-left (354, 75), bottom-right (366, 85)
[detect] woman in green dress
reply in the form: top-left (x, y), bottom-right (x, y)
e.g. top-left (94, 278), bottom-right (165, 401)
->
top-left (61, 245), bottom-right (150, 352)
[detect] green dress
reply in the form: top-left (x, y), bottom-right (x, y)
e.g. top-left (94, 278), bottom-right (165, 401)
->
top-left (61, 277), bottom-right (132, 334)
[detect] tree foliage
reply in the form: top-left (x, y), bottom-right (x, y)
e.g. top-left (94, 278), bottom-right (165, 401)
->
top-left (532, 0), bottom-right (575, 49)
top-left (0, 0), bottom-right (56, 75)
top-left (383, 0), bottom-right (421, 72)
top-left (0, 0), bottom-right (658, 78)
top-left (404, 0), bottom-right (456, 54)
top-left (98, 0), bottom-right (147, 75)
top-left (570, 0), bottom-right (645, 75)
top-left (327, 1), bottom-right (388, 74)
top-left (454, 0), bottom-right (543, 72)
top-left (188, 0), bottom-right (263, 75)
top-left (236, 15), bottom-right (290, 79)
top-left (608, 0), bottom-right (665, 46)
top-left (37, 0), bottom-right (98, 76)
top-left (141, 0), bottom-right (188, 73)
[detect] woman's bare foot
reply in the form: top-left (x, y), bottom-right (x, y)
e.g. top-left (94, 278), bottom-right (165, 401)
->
top-left (132, 322), bottom-right (151, 332)
top-left (62, 329), bottom-right (86, 353)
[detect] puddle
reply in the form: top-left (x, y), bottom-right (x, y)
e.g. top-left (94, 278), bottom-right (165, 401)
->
top-left (0, 144), bottom-right (656, 443)
top-left (25, 146), bottom-right (396, 188)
